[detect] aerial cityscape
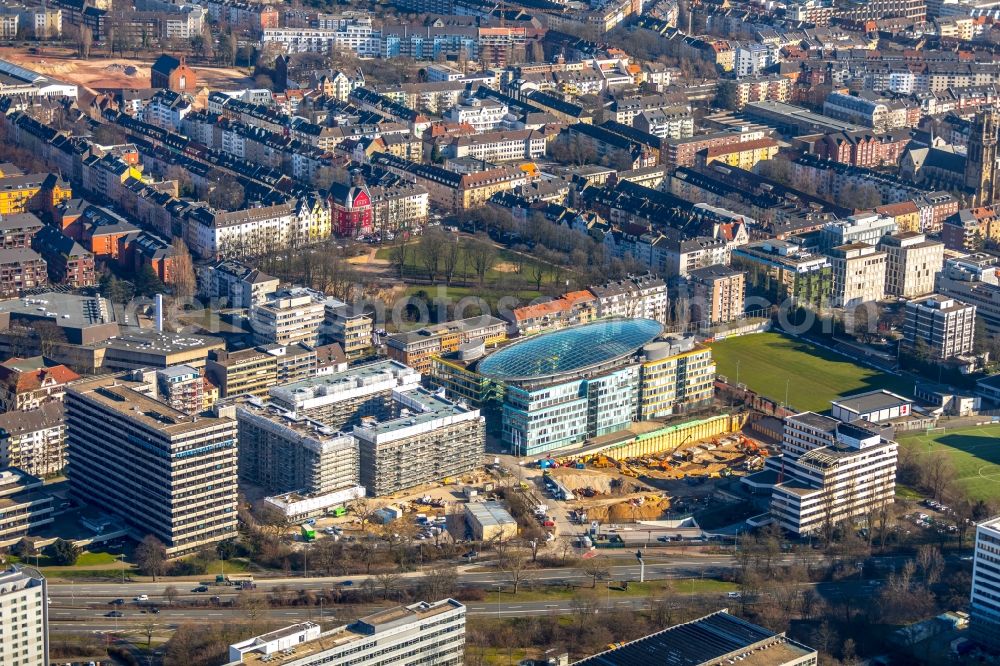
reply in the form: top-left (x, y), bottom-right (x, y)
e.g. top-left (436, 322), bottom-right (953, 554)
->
top-left (0, 0), bottom-right (999, 663)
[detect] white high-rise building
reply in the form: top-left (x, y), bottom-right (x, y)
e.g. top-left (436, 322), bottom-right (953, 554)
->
top-left (0, 566), bottom-right (48, 666)
top-left (971, 516), bottom-right (1000, 652)
top-left (744, 411), bottom-right (898, 536)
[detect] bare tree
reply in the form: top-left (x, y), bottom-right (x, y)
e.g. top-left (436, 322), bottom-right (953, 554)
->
top-left (580, 556), bottom-right (610, 589)
top-left (418, 228), bottom-right (447, 281)
top-left (134, 535), bottom-right (167, 581)
top-left (162, 585), bottom-right (178, 606)
top-left (142, 619), bottom-right (157, 647)
top-left (467, 234), bottom-right (497, 287)
top-left (500, 548), bottom-right (531, 595)
top-left (921, 451), bottom-right (956, 500)
top-left (374, 570), bottom-right (402, 600)
top-left (389, 235), bottom-right (410, 279)
top-left (441, 239), bottom-right (461, 285)
top-left (916, 544), bottom-right (945, 586)
top-left (170, 238), bottom-right (197, 300)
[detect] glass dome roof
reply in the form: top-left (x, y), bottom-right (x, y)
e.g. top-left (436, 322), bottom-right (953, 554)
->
top-left (478, 318), bottom-right (663, 382)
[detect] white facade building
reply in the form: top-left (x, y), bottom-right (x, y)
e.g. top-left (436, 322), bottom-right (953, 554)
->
top-left (227, 600), bottom-right (465, 666)
top-left (444, 95), bottom-right (509, 133)
top-left (971, 516), bottom-right (1000, 652)
top-left (0, 566), bottom-right (47, 666)
top-left (745, 411), bottom-right (897, 536)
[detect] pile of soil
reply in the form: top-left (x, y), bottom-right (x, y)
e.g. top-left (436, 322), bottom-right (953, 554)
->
top-left (548, 468), bottom-right (644, 495)
top-left (586, 496), bottom-right (671, 522)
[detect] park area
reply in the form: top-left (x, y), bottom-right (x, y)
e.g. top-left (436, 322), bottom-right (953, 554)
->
top-left (897, 424), bottom-right (1000, 502)
top-left (710, 332), bottom-right (912, 413)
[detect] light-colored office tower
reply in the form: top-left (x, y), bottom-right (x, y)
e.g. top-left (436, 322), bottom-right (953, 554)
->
top-left (66, 374), bottom-right (238, 555)
top-left (0, 565), bottom-right (48, 666)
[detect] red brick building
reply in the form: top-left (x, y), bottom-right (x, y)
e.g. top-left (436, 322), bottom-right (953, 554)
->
top-left (329, 177), bottom-right (373, 238)
top-left (31, 225), bottom-right (96, 289)
top-left (814, 129), bottom-right (910, 168)
top-left (151, 55), bottom-right (197, 93)
top-left (0, 248), bottom-right (47, 298)
top-left (0, 213), bottom-right (43, 249)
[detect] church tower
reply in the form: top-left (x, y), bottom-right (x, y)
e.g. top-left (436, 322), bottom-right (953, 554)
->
top-left (964, 108), bottom-right (1000, 207)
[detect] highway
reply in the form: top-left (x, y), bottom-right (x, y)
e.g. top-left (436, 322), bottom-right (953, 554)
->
top-left (44, 553), bottom-right (911, 633)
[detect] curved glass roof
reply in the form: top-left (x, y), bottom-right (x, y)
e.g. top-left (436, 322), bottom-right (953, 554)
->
top-left (478, 319), bottom-right (663, 382)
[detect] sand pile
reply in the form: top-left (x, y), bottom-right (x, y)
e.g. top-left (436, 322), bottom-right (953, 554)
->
top-left (548, 468), bottom-right (644, 495)
top-left (586, 497), bottom-right (671, 522)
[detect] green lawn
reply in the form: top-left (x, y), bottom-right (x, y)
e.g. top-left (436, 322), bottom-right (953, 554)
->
top-left (897, 424), bottom-right (1000, 501)
top-left (493, 577), bottom-right (735, 601)
top-left (710, 332), bottom-right (913, 413)
top-left (376, 243), bottom-right (559, 287)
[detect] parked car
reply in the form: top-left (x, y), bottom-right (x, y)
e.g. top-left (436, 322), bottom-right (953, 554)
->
top-left (726, 591), bottom-right (742, 599)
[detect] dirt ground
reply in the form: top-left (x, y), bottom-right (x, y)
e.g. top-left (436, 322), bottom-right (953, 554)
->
top-left (0, 47), bottom-right (253, 95)
top-left (547, 467), bottom-right (645, 495)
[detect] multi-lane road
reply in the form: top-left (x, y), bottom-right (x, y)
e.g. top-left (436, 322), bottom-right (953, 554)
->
top-left (45, 553), bottom-right (912, 633)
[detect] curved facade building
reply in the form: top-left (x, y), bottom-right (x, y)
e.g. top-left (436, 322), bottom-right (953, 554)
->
top-left (474, 319), bottom-right (715, 456)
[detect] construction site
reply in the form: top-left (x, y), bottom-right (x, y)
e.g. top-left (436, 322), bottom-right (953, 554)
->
top-left (529, 429), bottom-right (775, 531)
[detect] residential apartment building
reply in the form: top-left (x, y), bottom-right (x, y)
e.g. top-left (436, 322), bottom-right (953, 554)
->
top-left (903, 294), bottom-right (976, 360)
top-left (30, 225), bottom-right (95, 288)
top-left (0, 359), bottom-right (78, 413)
top-left (828, 243), bottom-right (887, 308)
top-left (0, 402), bottom-right (65, 477)
top-left (236, 399), bottom-right (361, 503)
top-left (971, 516), bottom-right (1000, 652)
top-left (354, 386), bottom-right (484, 496)
top-left (386, 316), bottom-right (506, 373)
top-left (204, 259), bottom-right (279, 308)
top-left (66, 374), bottom-right (239, 555)
top-left (638, 335), bottom-right (716, 419)
top-left (0, 565), bottom-right (47, 666)
top-left (936, 255), bottom-right (1000, 337)
top-left (588, 274), bottom-right (667, 323)
top-left (268, 360), bottom-right (420, 430)
top-left (733, 240), bottom-right (833, 309)
top-left (324, 301), bottom-right (373, 358)
top-left (0, 471), bottom-right (54, 547)
top-left (444, 95), bottom-right (508, 133)
top-left (820, 214), bottom-right (897, 252)
top-left (0, 248), bottom-right (47, 298)
top-left (205, 348), bottom-right (278, 398)
top-left (503, 291), bottom-right (597, 337)
top-left (154, 365), bottom-right (205, 414)
top-left (878, 232), bottom-right (944, 299)
top-left (250, 290), bottom-right (325, 346)
top-left (633, 107), bottom-right (694, 141)
top-left (686, 264), bottom-right (746, 326)
top-left (752, 412), bottom-right (897, 536)
top-left (228, 600), bottom-right (466, 666)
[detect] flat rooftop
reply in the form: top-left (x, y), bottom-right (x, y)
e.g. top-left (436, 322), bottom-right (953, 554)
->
top-left (353, 386), bottom-right (477, 439)
top-left (269, 359), bottom-right (418, 405)
top-left (831, 389), bottom-right (912, 414)
top-left (69, 375), bottom-right (232, 437)
top-left (0, 292), bottom-right (115, 329)
top-left (98, 330), bottom-right (225, 355)
top-left (234, 600), bottom-right (464, 665)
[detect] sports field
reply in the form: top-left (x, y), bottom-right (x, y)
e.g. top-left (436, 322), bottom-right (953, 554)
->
top-left (897, 425), bottom-right (1000, 501)
top-left (710, 332), bottom-right (912, 413)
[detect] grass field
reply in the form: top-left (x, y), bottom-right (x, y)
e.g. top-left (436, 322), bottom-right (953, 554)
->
top-left (375, 243), bottom-right (559, 287)
top-left (710, 332), bottom-right (913, 412)
top-left (897, 425), bottom-right (1000, 501)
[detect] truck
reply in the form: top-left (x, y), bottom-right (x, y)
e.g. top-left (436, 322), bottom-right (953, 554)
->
top-left (301, 525), bottom-right (316, 541)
